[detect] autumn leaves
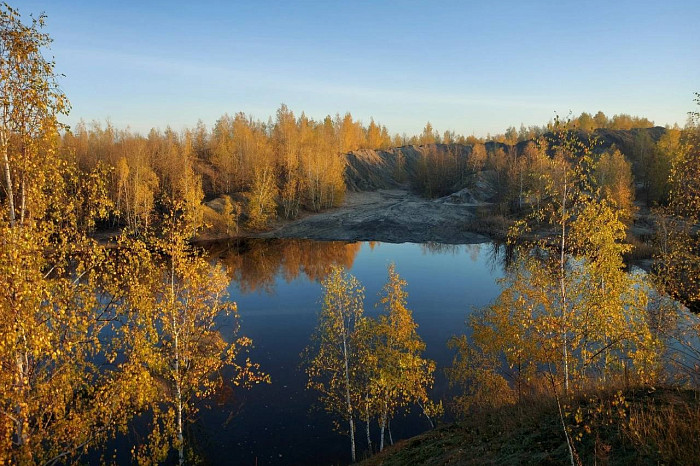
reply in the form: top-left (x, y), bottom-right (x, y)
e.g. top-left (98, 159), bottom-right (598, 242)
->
top-left (112, 216), bottom-right (270, 465)
top-left (304, 264), bottom-right (437, 461)
top-left (443, 122), bottom-right (694, 464)
top-left (0, 6), bottom-right (266, 463)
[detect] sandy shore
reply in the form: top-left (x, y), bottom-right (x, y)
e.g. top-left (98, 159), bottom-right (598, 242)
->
top-left (261, 189), bottom-right (491, 244)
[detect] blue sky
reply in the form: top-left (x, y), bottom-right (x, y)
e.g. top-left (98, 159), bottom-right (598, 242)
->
top-left (18, 0), bottom-right (700, 136)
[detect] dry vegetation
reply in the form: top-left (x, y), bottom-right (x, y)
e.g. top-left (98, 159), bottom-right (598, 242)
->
top-left (361, 387), bottom-right (700, 466)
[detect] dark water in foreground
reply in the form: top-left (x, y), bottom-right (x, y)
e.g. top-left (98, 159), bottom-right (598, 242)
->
top-left (196, 239), bottom-right (506, 465)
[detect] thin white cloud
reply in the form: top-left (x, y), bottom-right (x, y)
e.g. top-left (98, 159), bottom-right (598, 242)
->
top-left (60, 47), bottom-right (557, 112)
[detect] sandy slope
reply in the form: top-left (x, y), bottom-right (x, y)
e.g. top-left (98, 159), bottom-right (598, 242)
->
top-left (261, 189), bottom-right (491, 244)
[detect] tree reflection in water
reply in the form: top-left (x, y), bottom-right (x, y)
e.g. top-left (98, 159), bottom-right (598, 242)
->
top-left (205, 238), bottom-right (363, 293)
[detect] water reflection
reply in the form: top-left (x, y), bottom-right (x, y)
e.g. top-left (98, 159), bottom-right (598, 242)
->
top-left (208, 239), bottom-right (362, 293)
top-left (420, 242), bottom-right (463, 256)
top-left (208, 239), bottom-right (511, 296)
top-left (194, 239), bottom-right (698, 465)
top-left (196, 239), bottom-right (506, 465)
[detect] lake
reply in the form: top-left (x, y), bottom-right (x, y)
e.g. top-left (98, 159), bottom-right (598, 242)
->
top-left (192, 239), bottom-right (506, 465)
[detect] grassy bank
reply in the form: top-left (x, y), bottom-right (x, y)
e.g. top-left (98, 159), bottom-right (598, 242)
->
top-left (360, 386), bottom-right (700, 465)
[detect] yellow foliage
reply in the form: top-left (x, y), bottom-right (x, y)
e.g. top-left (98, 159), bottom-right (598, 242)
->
top-left (449, 123), bottom-right (660, 416)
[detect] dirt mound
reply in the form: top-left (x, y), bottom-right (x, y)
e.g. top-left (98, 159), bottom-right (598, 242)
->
top-left (262, 189), bottom-right (489, 244)
top-left (267, 129), bottom-right (667, 245)
top-left (435, 171), bottom-right (498, 205)
top-left (204, 197), bottom-right (227, 214)
top-left (343, 144), bottom-right (472, 192)
top-left (343, 149), bottom-right (403, 191)
top-left (342, 129), bottom-right (666, 195)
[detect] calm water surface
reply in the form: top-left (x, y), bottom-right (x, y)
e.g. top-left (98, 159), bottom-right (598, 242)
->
top-left (198, 239), bottom-right (505, 465)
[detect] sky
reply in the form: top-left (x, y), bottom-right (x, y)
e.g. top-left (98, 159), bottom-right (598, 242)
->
top-left (17, 0), bottom-right (700, 137)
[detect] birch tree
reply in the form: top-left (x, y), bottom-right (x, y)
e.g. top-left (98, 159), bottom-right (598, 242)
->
top-left (655, 94), bottom-right (700, 314)
top-left (372, 264), bottom-right (437, 451)
top-left (122, 210), bottom-right (268, 465)
top-left (246, 164), bottom-right (277, 230)
top-left (449, 122), bottom-right (659, 416)
top-left (0, 4), bottom-right (68, 226)
top-left (304, 266), bottom-right (365, 463)
top-left (0, 7), bottom-right (141, 463)
top-left (594, 148), bottom-right (636, 224)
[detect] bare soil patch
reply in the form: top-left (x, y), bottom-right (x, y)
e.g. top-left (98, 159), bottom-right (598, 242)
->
top-left (261, 189), bottom-right (491, 244)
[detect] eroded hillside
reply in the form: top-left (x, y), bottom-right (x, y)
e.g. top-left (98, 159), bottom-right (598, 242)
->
top-left (266, 127), bottom-right (668, 244)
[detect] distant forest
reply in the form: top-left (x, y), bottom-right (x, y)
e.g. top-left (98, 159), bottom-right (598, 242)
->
top-left (60, 107), bottom-right (675, 236)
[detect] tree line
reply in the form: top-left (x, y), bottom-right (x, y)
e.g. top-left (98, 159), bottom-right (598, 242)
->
top-left (422, 125), bottom-right (682, 226)
top-left (495, 111), bottom-right (656, 145)
top-left (62, 113), bottom-right (667, 234)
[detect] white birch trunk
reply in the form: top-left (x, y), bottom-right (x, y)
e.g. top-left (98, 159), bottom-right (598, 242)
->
top-left (560, 171), bottom-right (569, 393)
top-left (176, 368), bottom-right (184, 466)
top-left (379, 403), bottom-right (387, 452)
top-left (171, 259), bottom-right (185, 466)
top-left (388, 418), bottom-right (393, 446)
top-left (340, 308), bottom-right (356, 462)
top-left (417, 400), bottom-right (435, 429)
top-left (365, 394), bottom-right (372, 454)
top-left (1, 130), bottom-right (16, 226)
top-left (20, 175), bottom-right (25, 225)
